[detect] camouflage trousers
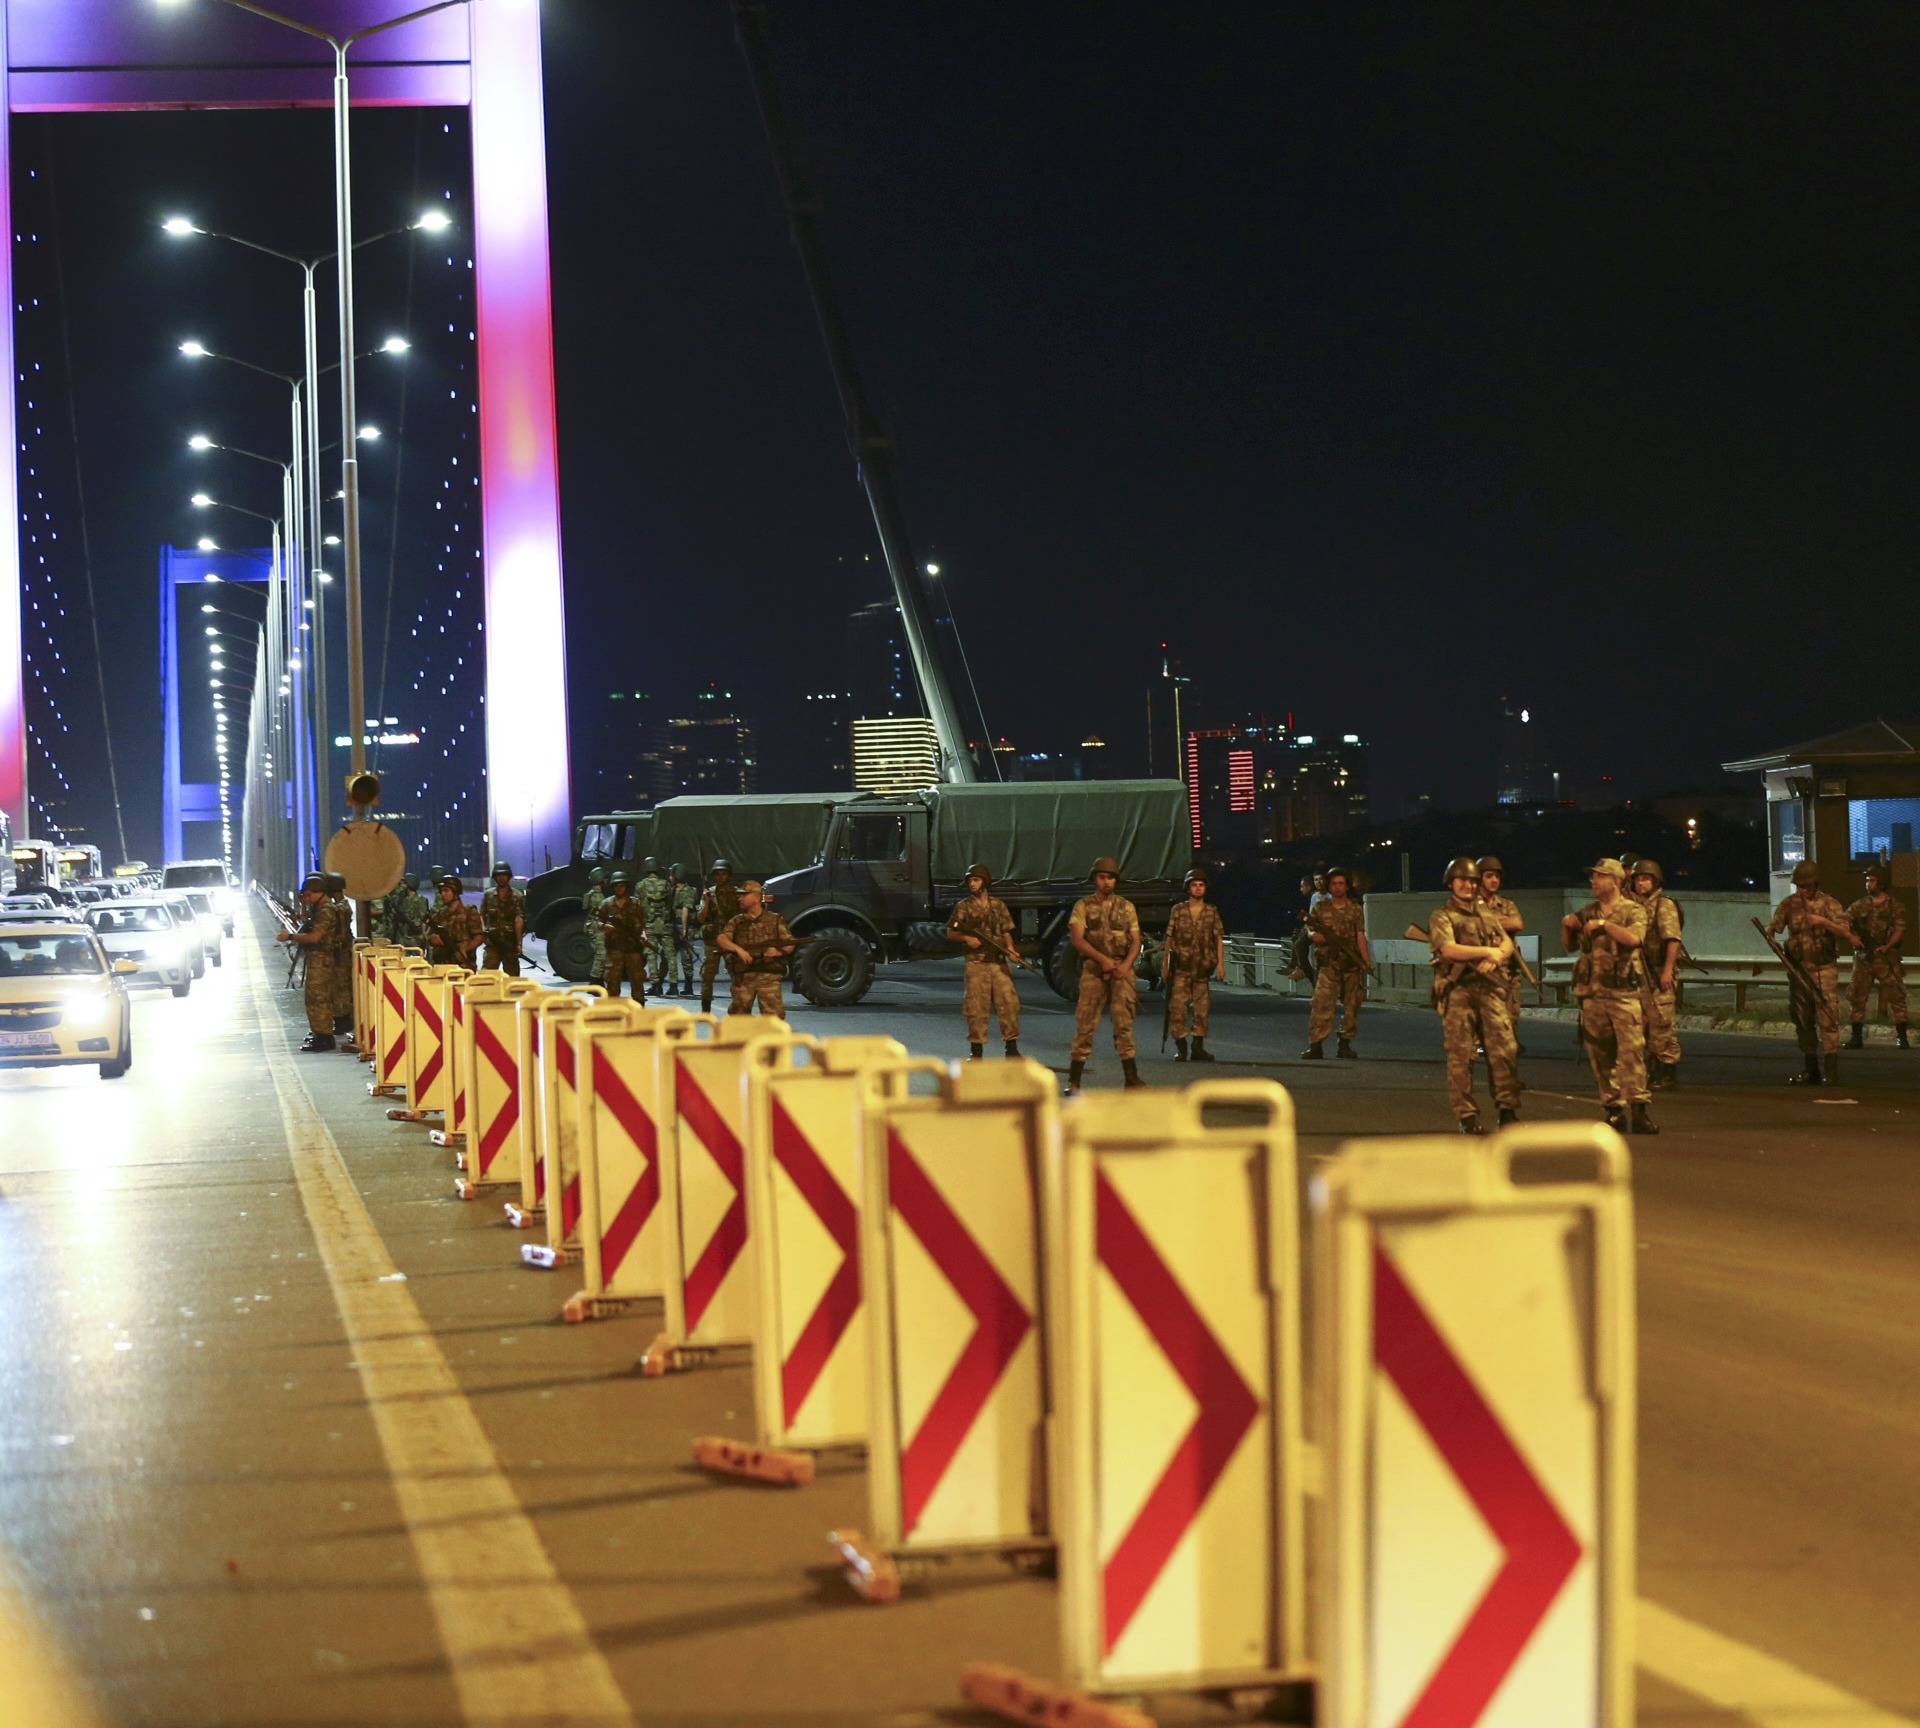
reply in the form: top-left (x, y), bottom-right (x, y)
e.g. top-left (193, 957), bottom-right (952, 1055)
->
top-left (1639, 981), bottom-right (1680, 1066)
top-left (729, 972), bottom-right (786, 1019)
top-left (604, 952), bottom-right (648, 999)
top-left (648, 933), bottom-right (681, 986)
top-left (304, 956), bottom-right (339, 1035)
top-left (332, 951), bottom-right (353, 1019)
top-left (1850, 955), bottom-right (1909, 1024)
top-left (1579, 988), bottom-right (1648, 1107)
top-left (962, 962), bottom-right (1020, 1042)
top-left (676, 933), bottom-right (697, 987)
top-left (700, 942), bottom-right (726, 1005)
top-left (1788, 962), bottom-right (1842, 1055)
top-left (1503, 969), bottom-right (1523, 1035)
top-left (1308, 962), bottom-right (1364, 1044)
top-left (480, 937), bottom-right (521, 977)
top-left (1167, 971), bottom-right (1212, 1038)
top-left (1071, 967), bottom-right (1137, 1061)
top-left (1440, 980), bottom-right (1518, 1120)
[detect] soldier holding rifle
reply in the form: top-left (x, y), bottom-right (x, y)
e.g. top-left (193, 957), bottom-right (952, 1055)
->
top-left (1846, 864), bottom-right (1908, 1049)
top-left (717, 880), bottom-right (798, 1019)
top-left (946, 863), bottom-right (1023, 1059)
top-left (1428, 856), bottom-right (1521, 1133)
top-left (1300, 865), bottom-right (1370, 1059)
top-left (1476, 856), bottom-right (1526, 1049)
top-left (1764, 859), bottom-right (1861, 1084)
top-left (1563, 858), bottom-right (1657, 1134)
top-left (1162, 866), bottom-right (1225, 1063)
top-left (276, 872), bottom-right (345, 1052)
top-left (599, 870), bottom-right (651, 1000)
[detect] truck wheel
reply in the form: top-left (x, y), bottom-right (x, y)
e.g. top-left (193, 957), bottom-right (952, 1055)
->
top-left (543, 913), bottom-right (597, 982)
top-left (1045, 937), bottom-right (1081, 1003)
top-left (795, 928), bottom-right (873, 1007)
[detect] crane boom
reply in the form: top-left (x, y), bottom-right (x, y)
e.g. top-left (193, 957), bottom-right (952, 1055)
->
top-left (732, 0), bottom-right (979, 783)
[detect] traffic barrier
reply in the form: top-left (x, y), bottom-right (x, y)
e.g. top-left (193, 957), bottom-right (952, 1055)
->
top-left (640, 1016), bottom-right (799, 1372)
top-left (430, 975), bottom-right (474, 1150)
top-left (1051, 1081), bottom-right (1309, 1701)
top-left (744, 1036), bottom-right (912, 1455)
top-left (512, 987), bottom-right (606, 1254)
top-left (351, 941), bottom-right (394, 1052)
top-left (1314, 1124), bottom-right (1634, 1727)
top-left (452, 975), bottom-right (542, 1200)
top-left (367, 955), bottom-right (428, 1097)
top-left (562, 1001), bottom-right (688, 1322)
top-left (843, 1058), bottom-right (1057, 1600)
top-left (388, 965), bottom-right (468, 1124)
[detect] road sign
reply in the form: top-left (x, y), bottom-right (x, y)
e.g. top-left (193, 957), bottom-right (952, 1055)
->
top-left (1053, 1080), bottom-right (1308, 1696)
top-left (1315, 1124), bottom-right (1634, 1728)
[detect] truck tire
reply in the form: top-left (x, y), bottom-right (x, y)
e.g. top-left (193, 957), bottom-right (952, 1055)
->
top-left (794, 927), bottom-right (874, 1007)
top-left (1045, 936), bottom-right (1081, 1003)
top-left (544, 911), bottom-right (598, 983)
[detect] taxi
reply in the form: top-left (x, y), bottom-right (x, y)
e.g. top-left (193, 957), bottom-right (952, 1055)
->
top-left (0, 923), bottom-right (136, 1079)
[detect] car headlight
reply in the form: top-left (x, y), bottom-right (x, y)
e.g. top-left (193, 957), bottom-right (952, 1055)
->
top-left (64, 992), bottom-right (112, 1030)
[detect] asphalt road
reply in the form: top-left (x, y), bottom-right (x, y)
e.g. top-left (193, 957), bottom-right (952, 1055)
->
top-left (1, 910), bottom-right (1915, 1725)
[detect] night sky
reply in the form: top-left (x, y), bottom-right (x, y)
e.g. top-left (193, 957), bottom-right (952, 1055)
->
top-left (16, 2), bottom-right (1917, 859)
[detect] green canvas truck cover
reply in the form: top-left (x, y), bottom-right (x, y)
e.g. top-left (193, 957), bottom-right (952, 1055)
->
top-left (650, 794), bottom-right (868, 880)
top-left (923, 780), bottom-right (1191, 886)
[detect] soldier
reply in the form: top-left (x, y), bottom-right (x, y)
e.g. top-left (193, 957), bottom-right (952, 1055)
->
top-left (1066, 856), bottom-right (1143, 1093)
top-left (277, 872), bottom-right (344, 1052)
top-left (325, 872), bottom-right (355, 1036)
top-left (1847, 865), bottom-right (1909, 1048)
top-left (670, 864), bottom-right (700, 997)
top-left (1767, 859), bottom-right (1862, 1083)
top-left (1632, 859), bottom-right (1685, 1087)
top-left (1301, 865), bottom-right (1370, 1059)
top-left (637, 856), bottom-right (674, 994)
top-left (697, 859), bottom-right (741, 1014)
top-left (479, 861), bottom-right (526, 976)
top-left (946, 862), bottom-right (1022, 1059)
top-left (423, 876), bottom-right (480, 967)
top-left (1476, 856), bottom-right (1526, 1049)
top-left (383, 873), bottom-right (427, 947)
top-left (1428, 857), bottom-right (1521, 1133)
top-left (1162, 867), bottom-right (1226, 1062)
top-left (581, 866), bottom-right (608, 986)
top-left (599, 870), bottom-right (651, 1000)
top-left (717, 879), bottom-right (797, 1018)
top-left (1563, 858), bottom-right (1657, 1133)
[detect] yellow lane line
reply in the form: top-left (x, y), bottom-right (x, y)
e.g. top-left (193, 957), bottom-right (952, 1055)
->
top-left (1640, 1598), bottom-right (1920, 1726)
top-left (245, 933), bottom-right (632, 1726)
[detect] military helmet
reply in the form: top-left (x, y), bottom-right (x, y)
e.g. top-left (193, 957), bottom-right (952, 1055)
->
top-left (1633, 858), bottom-right (1665, 887)
top-left (1864, 863), bottom-right (1887, 886)
top-left (964, 861), bottom-right (992, 885)
top-left (439, 876), bottom-right (464, 895)
top-left (1790, 860), bottom-right (1819, 886)
top-left (323, 871), bottom-right (346, 893)
top-left (1089, 855), bottom-right (1121, 880)
top-left (607, 869), bottom-right (632, 889)
top-left (402, 873), bottom-right (418, 890)
top-left (1183, 866), bottom-right (1207, 886)
top-left (300, 872), bottom-right (328, 894)
top-left (428, 864), bottom-right (447, 884)
top-left (642, 855), bottom-right (660, 873)
top-left (669, 863), bottom-right (686, 881)
top-left (1589, 857), bottom-right (1627, 882)
top-left (711, 857), bottom-right (732, 875)
top-left (1476, 855), bottom-right (1505, 876)
top-left (587, 866), bottom-right (606, 885)
top-left (491, 861), bottom-right (513, 879)
top-left (1443, 855), bottom-right (1478, 887)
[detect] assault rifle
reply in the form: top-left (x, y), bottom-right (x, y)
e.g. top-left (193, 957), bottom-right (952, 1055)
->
top-left (1404, 922), bottom-right (1535, 989)
top-left (263, 889), bottom-right (309, 989)
top-left (1312, 923), bottom-right (1379, 982)
top-left (1751, 916), bottom-right (1823, 1041)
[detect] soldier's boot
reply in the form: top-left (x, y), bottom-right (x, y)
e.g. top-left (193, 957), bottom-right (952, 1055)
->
top-left (1299, 1041), bottom-right (1324, 1060)
top-left (1173, 1038), bottom-right (1188, 1062)
top-left (299, 1033), bottom-right (335, 1053)
top-left (333, 1014), bottom-right (353, 1035)
top-left (1898, 1023), bottom-right (1911, 1049)
top-left (1788, 1051), bottom-right (1824, 1086)
top-left (1336, 1038), bottom-right (1356, 1059)
top-left (1190, 1038), bottom-right (1215, 1062)
top-left (1459, 1115), bottom-right (1483, 1135)
top-left (700, 992), bottom-right (712, 1014)
top-left (969, 1042), bottom-right (985, 1061)
top-left (1003, 1041), bottom-right (1020, 1059)
top-left (1496, 1106), bottom-right (1520, 1126)
top-left (1604, 1106), bottom-right (1628, 1133)
top-left (1066, 1060), bottom-right (1085, 1095)
top-left (1630, 1102), bottom-right (1660, 1136)
top-left (1122, 1059), bottom-right (1146, 1090)
top-left (1847, 1023), bottom-right (1865, 1049)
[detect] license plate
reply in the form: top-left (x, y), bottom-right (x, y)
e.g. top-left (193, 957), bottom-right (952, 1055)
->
top-left (0, 1030), bottom-right (57, 1051)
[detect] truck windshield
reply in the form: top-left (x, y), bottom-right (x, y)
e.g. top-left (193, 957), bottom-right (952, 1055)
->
top-left (841, 814), bottom-right (907, 861)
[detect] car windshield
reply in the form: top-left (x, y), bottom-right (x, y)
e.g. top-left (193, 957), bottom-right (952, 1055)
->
top-left (0, 935), bottom-right (104, 977)
top-left (164, 865), bottom-right (228, 890)
top-left (91, 906), bottom-right (174, 934)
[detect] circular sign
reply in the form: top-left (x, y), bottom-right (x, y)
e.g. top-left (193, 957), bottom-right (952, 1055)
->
top-left (324, 822), bottom-right (407, 900)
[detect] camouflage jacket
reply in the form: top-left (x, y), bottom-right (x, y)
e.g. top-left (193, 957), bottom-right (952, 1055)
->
top-left (1637, 891), bottom-right (1683, 977)
top-left (1427, 898), bottom-right (1508, 990)
top-left (1570, 895), bottom-right (1647, 996)
top-left (1070, 892), bottom-right (1139, 968)
top-left (423, 900), bottom-right (479, 964)
top-left (1768, 890), bottom-right (1850, 968)
top-left (721, 909), bottom-right (796, 976)
top-left (303, 899), bottom-right (346, 966)
top-left (948, 893), bottom-right (1016, 965)
top-left (1308, 897), bottom-right (1367, 970)
top-left (1848, 893), bottom-right (1905, 954)
top-left (638, 873), bottom-right (673, 925)
top-left (672, 883), bottom-right (700, 934)
top-left (600, 895), bottom-right (650, 955)
top-left (1163, 900), bottom-right (1225, 974)
top-left (329, 894), bottom-right (354, 959)
top-left (699, 882), bottom-right (741, 939)
top-left (480, 886), bottom-right (525, 939)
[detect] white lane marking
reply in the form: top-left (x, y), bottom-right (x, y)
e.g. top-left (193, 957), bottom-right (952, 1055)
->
top-left (0, 1547), bottom-right (110, 1728)
top-left (1640, 1598), bottom-right (1920, 1726)
top-left (245, 933), bottom-right (632, 1726)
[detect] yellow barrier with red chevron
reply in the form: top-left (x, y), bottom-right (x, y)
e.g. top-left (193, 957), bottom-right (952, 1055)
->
top-left (451, 975), bottom-right (541, 1199)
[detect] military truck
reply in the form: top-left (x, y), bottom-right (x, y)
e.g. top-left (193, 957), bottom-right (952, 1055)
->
top-left (766, 780), bottom-right (1190, 1005)
top-left (524, 794), bottom-right (860, 980)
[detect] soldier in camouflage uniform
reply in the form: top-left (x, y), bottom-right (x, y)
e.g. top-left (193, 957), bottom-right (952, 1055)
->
top-left (1162, 867), bottom-right (1225, 1062)
top-left (670, 865), bottom-right (700, 997)
top-left (717, 880), bottom-right (797, 1018)
top-left (381, 874), bottom-right (427, 947)
top-left (424, 876), bottom-right (480, 967)
top-left (1428, 857), bottom-right (1521, 1133)
top-left (1846, 865), bottom-right (1909, 1048)
top-left (581, 867), bottom-right (608, 984)
top-left (479, 862), bottom-right (526, 976)
top-left (278, 873), bottom-right (345, 1051)
top-left (325, 872), bottom-right (355, 1036)
top-left (598, 871), bottom-right (651, 999)
top-left (637, 857), bottom-right (674, 993)
top-left (1301, 866), bottom-right (1370, 1059)
top-left (1631, 860), bottom-right (1685, 1087)
top-left (1767, 859), bottom-right (1862, 1083)
top-left (1563, 858), bottom-right (1656, 1133)
top-left (1476, 857), bottom-right (1526, 1048)
top-left (946, 863), bottom-right (1022, 1058)
top-left (1067, 856), bottom-right (1143, 1093)
top-left (698, 860), bottom-right (741, 1014)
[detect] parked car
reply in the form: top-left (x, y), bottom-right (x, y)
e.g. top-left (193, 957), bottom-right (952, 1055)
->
top-left (0, 923), bottom-right (135, 1079)
top-left (87, 902), bottom-right (195, 997)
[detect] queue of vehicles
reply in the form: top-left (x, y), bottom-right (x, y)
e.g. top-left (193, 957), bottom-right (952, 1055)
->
top-left (0, 856), bottom-right (237, 1081)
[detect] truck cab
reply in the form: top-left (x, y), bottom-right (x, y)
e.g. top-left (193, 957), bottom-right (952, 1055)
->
top-left (523, 812), bottom-right (655, 979)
